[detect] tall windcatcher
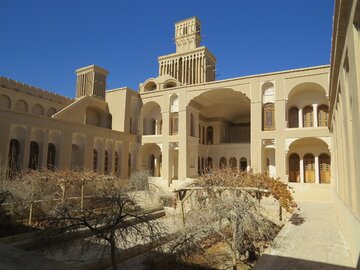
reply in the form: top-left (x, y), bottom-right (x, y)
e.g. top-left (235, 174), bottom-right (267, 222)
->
top-left (75, 65), bottom-right (109, 100)
top-left (158, 17), bottom-right (216, 85)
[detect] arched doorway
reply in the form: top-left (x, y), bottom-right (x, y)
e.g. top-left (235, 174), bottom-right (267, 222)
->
top-left (28, 141), bottom-right (40, 170)
top-left (219, 157), bottom-right (227, 168)
top-left (319, 153), bottom-right (331, 183)
top-left (150, 154), bottom-right (155, 176)
top-left (229, 157), bottom-right (237, 169)
top-left (239, 157), bottom-right (247, 171)
top-left (47, 143), bottom-right (56, 170)
top-left (8, 139), bottom-right (20, 177)
top-left (289, 153), bottom-right (300, 182)
top-left (304, 153), bottom-right (315, 183)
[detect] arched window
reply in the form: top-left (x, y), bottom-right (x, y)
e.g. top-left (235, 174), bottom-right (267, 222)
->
top-left (263, 103), bottom-right (275, 130)
top-left (15, 99), bottom-right (28, 112)
top-left (318, 105), bottom-right (329, 127)
top-left (47, 143), bottom-right (56, 170)
top-left (219, 157), bottom-right (227, 168)
top-left (114, 151), bottom-right (119, 174)
top-left (93, 149), bottom-right (98, 172)
top-left (144, 81), bottom-right (157, 92)
top-left (8, 139), bottom-right (20, 178)
top-left (0, 95), bottom-right (11, 109)
top-left (171, 112), bottom-right (179, 135)
top-left (303, 106), bottom-right (313, 127)
top-left (289, 153), bottom-right (300, 182)
top-left (104, 151), bottom-right (109, 175)
top-left (304, 153), bottom-right (315, 183)
top-left (206, 126), bottom-right (213, 145)
top-left (28, 141), bottom-right (39, 170)
top-left (128, 153), bottom-right (131, 177)
top-left (32, 104), bottom-right (44, 115)
top-left (229, 157), bottom-right (237, 169)
top-left (47, 107), bottom-right (57, 116)
top-left (288, 107), bottom-right (299, 128)
top-left (319, 153), bottom-right (331, 183)
top-left (190, 114), bottom-right (194, 136)
top-left (240, 157), bottom-right (247, 171)
top-left (129, 117), bottom-right (132, 133)
top-left (198, 125), bottom-right (201, 139)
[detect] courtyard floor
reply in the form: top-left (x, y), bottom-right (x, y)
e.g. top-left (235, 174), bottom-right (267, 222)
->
top-left (254, 201), bottom-right (355, 270)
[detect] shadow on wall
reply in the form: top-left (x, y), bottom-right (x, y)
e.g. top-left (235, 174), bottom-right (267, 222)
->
top-left (254, 254), bottom-right (359, 270)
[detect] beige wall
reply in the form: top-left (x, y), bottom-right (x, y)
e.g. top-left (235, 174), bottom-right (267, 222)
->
top-left (329, 0), bottom-right (360, 264)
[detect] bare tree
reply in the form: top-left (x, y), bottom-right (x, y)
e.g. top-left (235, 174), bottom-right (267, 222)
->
top-left (44, 174), bottom-right (164, 270)
top-left (159, 167), bottom-right (295, 269)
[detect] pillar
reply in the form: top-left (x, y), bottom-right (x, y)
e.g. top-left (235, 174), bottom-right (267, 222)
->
top-left (300, 158), bottom-right (304, 183)
top-left (84, 135), bottom-right (94, 171)
top-left (298, 108), bottom-right (303, 128)
top-left (178, 109), bottom-right (187, 180)
top-left (313, 104), bottom-right (318, 127)
top-left (120, 142), bottom-right (129, 181)
top-left (41, 130), bottom-right (49, 169)
top-left (315, 155), bottom-right (320, 184)
top-left (22, 127), bottom-right (32, 170)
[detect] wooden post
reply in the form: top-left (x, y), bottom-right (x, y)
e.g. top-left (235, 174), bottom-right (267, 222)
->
top-left (181, 201), bottom-right (185, 228)
top-left (28, 202), bottom-right (33, 226)
top-left (279, 204), bottom-right (282, 221)
top-left (80, 184), bottom-right (84, 211)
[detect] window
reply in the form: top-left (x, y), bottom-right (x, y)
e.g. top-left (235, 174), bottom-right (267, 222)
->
top-left (288, 107), bottom-right (299, 128)
top-left (263, 103), bottom-right (275, 130)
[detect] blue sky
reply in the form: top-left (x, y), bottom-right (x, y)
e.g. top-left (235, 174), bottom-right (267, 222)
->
top-left (0, 0), bottom-right (334, 98)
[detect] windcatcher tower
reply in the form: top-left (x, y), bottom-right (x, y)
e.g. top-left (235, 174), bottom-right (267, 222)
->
top-left (75, 65), bottom-right (109, 100)
top-left (158, 17), bottom-right (216, 85)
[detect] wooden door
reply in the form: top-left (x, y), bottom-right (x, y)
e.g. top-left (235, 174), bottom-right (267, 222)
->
top-left (304, 154), bottom-right (315, 183)
top-left (289, 153), bottom-right (300, 182)
top-left (303, 106), bottom-right (313, 127)
top-left (319, 154), bottom-right (331, 183)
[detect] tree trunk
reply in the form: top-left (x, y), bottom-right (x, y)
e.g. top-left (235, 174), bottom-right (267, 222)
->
top-left (110, 238), bottom-right (118, 270)
top-left (232, 218), bottom-right (238, 270)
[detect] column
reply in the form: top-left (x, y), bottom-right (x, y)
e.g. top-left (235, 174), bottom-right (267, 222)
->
top-left (120, 142), bottom-right (129, 181)
top-left (313, 104), bottom-right (318, 127)
top-left (57, 131), bottom-right (72, 170)
top-left (41, 130), bottom-right (49, 169)
top-left (83, 135), bottom-right (94, 171)
top-left (178, 109), bottom-right (188, 180)
top-left (162, 142), bottom-right (171, 186)
top-left (315, 155), bottom-right (320, 183)
top-left (22, 127), bottom-right (32, 170)
top-left (300, 158), bottom-right (304, 183)
top-left (298, 108), bottom-right (303, 128)
top-left (0, 119), bottom-right (11, 169)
